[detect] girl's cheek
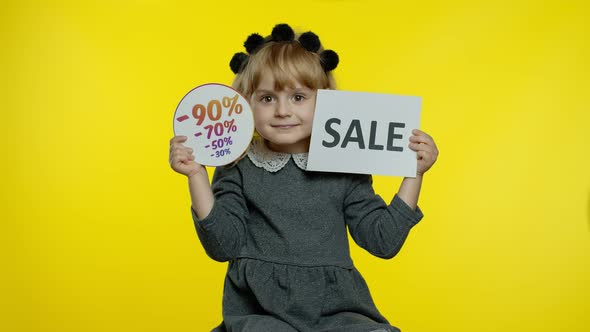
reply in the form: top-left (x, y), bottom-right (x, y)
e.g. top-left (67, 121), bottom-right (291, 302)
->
top-left (251, 104), bottom-right (263, 114)
top-left (254, 104), bottom-right (274, 114)
top-left (252, 100), bottom-right (266, 109)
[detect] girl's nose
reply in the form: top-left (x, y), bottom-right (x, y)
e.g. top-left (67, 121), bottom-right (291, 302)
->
top-left (275, 100), bottom-right (292, 117)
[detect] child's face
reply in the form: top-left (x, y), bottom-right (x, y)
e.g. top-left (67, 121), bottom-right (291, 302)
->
top-left (251, 70), bottom-right (316, 153)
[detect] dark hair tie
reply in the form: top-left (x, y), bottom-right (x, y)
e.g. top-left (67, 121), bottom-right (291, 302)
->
top-left (229, 52), bottom-right (248, 74)
top-left (320, 50), bottom-right (339, 72)
top-left (244, 33), bottom-right (265, 54)
top-left (229, 23), bottom-right (339, 74)
top-left (299, 32), bottom-right (321, 52)
top-left (271, 24), bottom-right (295, 42)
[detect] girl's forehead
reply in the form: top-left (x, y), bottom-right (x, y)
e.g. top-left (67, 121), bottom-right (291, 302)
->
top-left (256, 70), bottom-right (306, 91)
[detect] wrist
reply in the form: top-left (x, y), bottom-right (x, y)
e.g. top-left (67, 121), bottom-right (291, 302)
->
top-left (406, 173), bottom-right (424, 180)
top-left (187, 167), bottom-right (208, 180)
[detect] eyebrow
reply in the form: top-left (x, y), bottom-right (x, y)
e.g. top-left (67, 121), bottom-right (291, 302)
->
top-left (254, 89), bottom-right (275, 95)
top-left (254, 87), bottom-right (310, 95)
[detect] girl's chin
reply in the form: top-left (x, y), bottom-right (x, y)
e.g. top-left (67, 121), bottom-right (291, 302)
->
top-left (264, 139), bottom-right (310, 153)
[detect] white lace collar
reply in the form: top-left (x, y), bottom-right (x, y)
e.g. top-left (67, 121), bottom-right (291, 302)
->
top-left (246, 138), bottom-right (308, 172)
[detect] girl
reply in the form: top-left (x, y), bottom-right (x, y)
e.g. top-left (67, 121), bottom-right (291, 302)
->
top-left (169, 24), bottom-right (438, 332)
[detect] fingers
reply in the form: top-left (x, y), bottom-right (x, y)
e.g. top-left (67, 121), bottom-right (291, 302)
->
top-left (408, 129), bottom-right (438, 153)
top-left (408, 130), bottom-right (438, 175)
top-left (408, 130), bottom-right (439, 171)
top-left (169, 135), bottom-right (195, 165)
top-left (408, 139), bottom-right (435, 150)
top-left (409, 129), bottom-right (433, 144)
top-left (409, 143), bottom-right (437, 158)
top-left (169, 149), bottom-right (196, 169)
top-left (173, 153), bottom-right (194, 164)
top-left (168, 136), bottom-right (206, 178)
top-left (170, 145), bottom-right (193, 158)
top-left (409, 135), bottom-right (429, 144)
top-left (411, 128), bottom-right (428, 136)
top-left (169, 135), bottom-right (187, 145)
top-left (169, 136), bottom-right (191, 151)
top-left (417, 150), bottom-right (437, 165)
top-left (170, 146), bottom-right (194, 160)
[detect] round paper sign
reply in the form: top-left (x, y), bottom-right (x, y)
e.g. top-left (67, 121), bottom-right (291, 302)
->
top-left (173, 83), bottom-right (254, 166)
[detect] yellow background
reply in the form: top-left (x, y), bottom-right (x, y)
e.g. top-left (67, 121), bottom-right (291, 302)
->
top-left (2, 0), bottom-right (589, 331)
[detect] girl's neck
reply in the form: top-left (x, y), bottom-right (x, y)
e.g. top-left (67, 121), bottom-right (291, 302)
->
top-left (264, 139), bottom-right (310, 154)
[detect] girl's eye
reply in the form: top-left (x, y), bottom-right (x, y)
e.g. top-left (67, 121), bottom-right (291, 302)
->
top-left (294, 94), bottom-right (305, 102)
top-left (260, 95), bottom-right (274, 103)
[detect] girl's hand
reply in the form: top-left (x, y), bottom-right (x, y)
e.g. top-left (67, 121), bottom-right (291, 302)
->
top-left (408, 129), bottom-right (439, 177)
top-left (169, 136), bottom-right (207, 178)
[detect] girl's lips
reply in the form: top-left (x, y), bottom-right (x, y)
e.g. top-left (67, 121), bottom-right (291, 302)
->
top-left (271, 124), bottom-right (299, 129)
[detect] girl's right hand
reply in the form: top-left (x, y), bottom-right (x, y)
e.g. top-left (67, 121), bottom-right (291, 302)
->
top-left (169, 136), bottom-right (206, 178)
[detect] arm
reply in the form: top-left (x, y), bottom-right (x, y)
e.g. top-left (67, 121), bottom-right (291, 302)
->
top-left (188, 170), bottom-right (214, 220)
top-left (344, 129), bottom-right (438, 259)
top-left (170, 135), bottom-right (247, 262)
top-left (344, 175), bottom-right (424, 259)
top-left (191, 164), bottom-right (248, 262)
top-left (397, 175), bottom-right (422, 210)
top-left (170, 135), bottom-right (214, 219)
top-left (398, 128), bottom-right (439, 209)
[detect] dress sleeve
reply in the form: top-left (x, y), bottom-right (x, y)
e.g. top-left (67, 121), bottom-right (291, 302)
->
top-left (191, 164), bottom-right (248, 262)
top-left (343, 174), bottom-right (424, 259)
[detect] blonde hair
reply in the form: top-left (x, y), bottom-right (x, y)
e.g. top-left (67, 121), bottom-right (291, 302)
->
top-left (232, 40), bottom-right (336, 100)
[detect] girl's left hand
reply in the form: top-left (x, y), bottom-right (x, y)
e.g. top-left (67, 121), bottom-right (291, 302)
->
top-left (408, 129), bottom-right (439, 177)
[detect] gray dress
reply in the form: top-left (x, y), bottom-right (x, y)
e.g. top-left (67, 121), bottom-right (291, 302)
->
top-left (192, 142), bottom-right (424, 332)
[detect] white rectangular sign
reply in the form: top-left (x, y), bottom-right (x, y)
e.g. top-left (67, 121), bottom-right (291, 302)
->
top-left (307, 89), bottom-right (421, 177)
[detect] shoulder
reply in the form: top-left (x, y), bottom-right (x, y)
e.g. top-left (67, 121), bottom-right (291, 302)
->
top-left (211, 157), bottom-right (250, 184)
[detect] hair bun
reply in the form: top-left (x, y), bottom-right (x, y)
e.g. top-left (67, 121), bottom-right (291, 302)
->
top-left (320, 50), bottom-right (339, 72)
top-left (271, 23), bottom-right (295, 42)
top-left (230, 23), bottom-right (339, 74)
top-left (298, 32), bottom-right (321, 52)
top-left (244, 33), bottom-right (265, 54)
top-left (229, 52), bottom-right (248, 74)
